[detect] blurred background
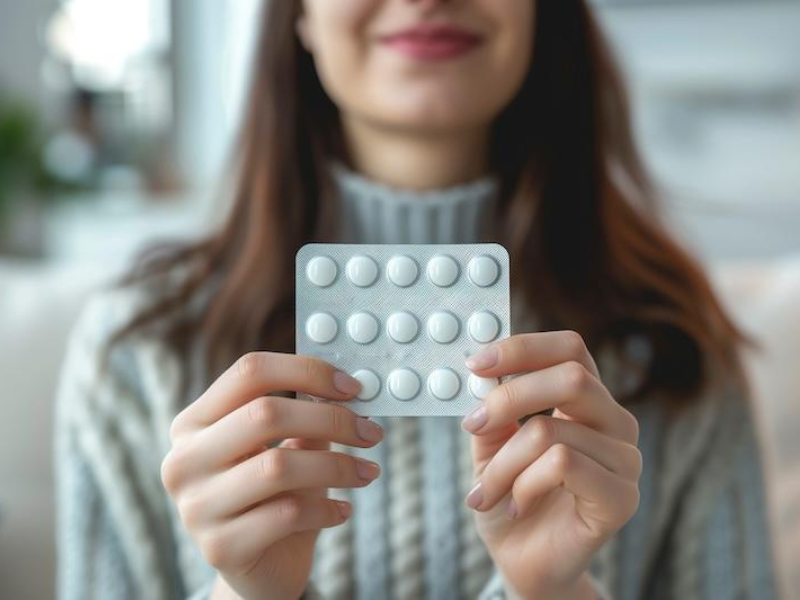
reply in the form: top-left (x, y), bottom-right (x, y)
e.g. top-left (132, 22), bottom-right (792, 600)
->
top-left (0, 0), bottom-right (798, 598)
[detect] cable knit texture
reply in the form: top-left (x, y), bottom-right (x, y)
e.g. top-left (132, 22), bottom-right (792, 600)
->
top-left (54, 160), bottom-right (778, 600)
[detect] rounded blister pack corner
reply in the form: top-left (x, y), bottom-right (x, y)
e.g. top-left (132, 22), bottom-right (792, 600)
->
top-left (295, 243), bottom-right (511, 417)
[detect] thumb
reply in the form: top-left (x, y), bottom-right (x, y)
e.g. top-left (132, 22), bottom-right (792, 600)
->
top-left (468, 420), bottom-right (519, 477)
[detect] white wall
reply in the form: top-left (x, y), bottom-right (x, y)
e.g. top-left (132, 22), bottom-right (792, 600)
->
top-left (170, 0), bottom-right (261, 197)
top-left (0, 0), bottom-right (59, 106)
top-left (598, 3), bottom-right (800, 261)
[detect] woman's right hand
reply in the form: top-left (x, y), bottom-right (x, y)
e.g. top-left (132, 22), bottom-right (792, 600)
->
top-left (160, 351), bottom-right (384, 600)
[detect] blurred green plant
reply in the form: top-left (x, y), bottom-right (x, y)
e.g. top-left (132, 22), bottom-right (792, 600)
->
top-left (0, 94), bottom-right (83, 228)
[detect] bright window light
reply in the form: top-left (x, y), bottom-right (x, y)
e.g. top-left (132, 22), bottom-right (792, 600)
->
top-left (45, 0), bottom-right (169, 90)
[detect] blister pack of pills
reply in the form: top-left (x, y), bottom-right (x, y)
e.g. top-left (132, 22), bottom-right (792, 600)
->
top-left (295, 243), bottom-right (511, 416)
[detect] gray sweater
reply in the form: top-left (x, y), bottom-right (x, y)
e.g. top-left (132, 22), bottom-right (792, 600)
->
top-left (54, 161), bottom-right (777, 600)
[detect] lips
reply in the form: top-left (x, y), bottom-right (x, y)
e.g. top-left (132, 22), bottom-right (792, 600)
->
top-left (379, 24), bottom-right (483, 61)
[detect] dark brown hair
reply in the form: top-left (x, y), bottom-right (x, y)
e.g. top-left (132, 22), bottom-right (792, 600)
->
top-left (100, 0), bottom-right (750, 406)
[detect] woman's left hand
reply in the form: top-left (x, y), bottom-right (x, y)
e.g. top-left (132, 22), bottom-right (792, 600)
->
top-left (462, 331), bottom-right (642, 600)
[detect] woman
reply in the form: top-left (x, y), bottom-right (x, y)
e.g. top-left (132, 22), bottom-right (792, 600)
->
top-left (54, 1), bottom-right (777, 599)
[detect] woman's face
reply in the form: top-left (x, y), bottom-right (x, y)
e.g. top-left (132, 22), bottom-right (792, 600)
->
top-left (297, 0), bottom-right (535, 133)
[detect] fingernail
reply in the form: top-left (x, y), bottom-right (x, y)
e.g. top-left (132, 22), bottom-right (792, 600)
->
top-left (466, 481), bottom-right (484, 510)
top-left (461, 405), bottom-right (488, 433)
top-left (465, 347), bottom-right (498, 371)
top-left (507, 498), bottom-right (518, 520)
top-left (356, 458), bottom-right (381, 481)
top-left (356, 417), bottom-right (383, 443)
top-left (335, 500), bottom-right (352, 519)
top-left (334, 371), bottom-right (362, 395)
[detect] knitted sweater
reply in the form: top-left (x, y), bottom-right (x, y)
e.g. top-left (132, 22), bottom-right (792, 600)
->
top-left (54, 161), bottom-right (778, 600)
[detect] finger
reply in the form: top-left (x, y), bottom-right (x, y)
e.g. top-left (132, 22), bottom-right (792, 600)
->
top-left (198, 448), bottom-right (380, 520)
top-left (188, 397), bottom-right (383, 474)
top-left (174, 352), bottom-right (363, 433)
top-left (196, 493), bottom-right (351, 572)
top-left (468, 420), bottom-right (521, 474)
top-left (462, 361), bottom-right (638, 443)
top-left (471, 416), bottom-right (642, 511)
top-left (280, 437), bottom-right (330, 452)
top-left (510, 444), bottom-right (640, 539)
top-left (465, 330), bottom-right (599, 379)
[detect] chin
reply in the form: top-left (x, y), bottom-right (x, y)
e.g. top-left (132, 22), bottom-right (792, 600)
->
top-left (383, 114), bottom-right (480, 134)
top-left (382, 97), bottom-right (491, 132)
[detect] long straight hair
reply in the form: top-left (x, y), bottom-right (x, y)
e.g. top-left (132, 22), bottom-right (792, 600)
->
top-left (100, 0), bottom-right (750, 406)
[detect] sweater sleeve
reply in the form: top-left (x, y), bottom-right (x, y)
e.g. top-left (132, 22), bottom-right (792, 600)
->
top-left (56, 421), bottom-right (139, 600)
top-left (476, 566), bottom-right (613, 600)
top-left (653, 390), bottom-right (779, 600)
top-left (185, 580), bottom-right (215, 600)
top-left (471, 389), bottom-right (777, 600)
top-left (179, 579), bottom-right (324, 600)
top-left (54, 289), bottom-right (327, 600)
top-left (54, 291), bottom-right (198, 600)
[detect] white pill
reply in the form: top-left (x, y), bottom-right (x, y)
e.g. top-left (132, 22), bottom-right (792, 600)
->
top-left (306, 256), bottom-right (337, 287)
top-left (468, 311), bottom-right (500, 343)
top-left (468, 255), bottom-right (500, 287)
top-left (352, 369), bottom-right (381, 401)
top-left (426, 255), bottom-right (460, 287)
top-left (386, 312), bottom-right (419, 343)
top-left (468, 374), bottom-right (499, 399)
top-left (387, 368), bottom-right (421, 401)
top-left (427, 368), bottom-right (461, 401)
top-left (305, 312), bottom-right (338, 344)
top-left (346, 255), bottom-right (379, 287)
top-left (427, 311), bottom-right (460, 344)
top-left (387, 255), bottom-right (419, 287)
top-left (347, 312), bottom-right (379, 344)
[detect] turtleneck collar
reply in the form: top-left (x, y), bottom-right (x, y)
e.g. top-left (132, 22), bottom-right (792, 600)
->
top-left (328, 160), bottom-right (500, 244)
